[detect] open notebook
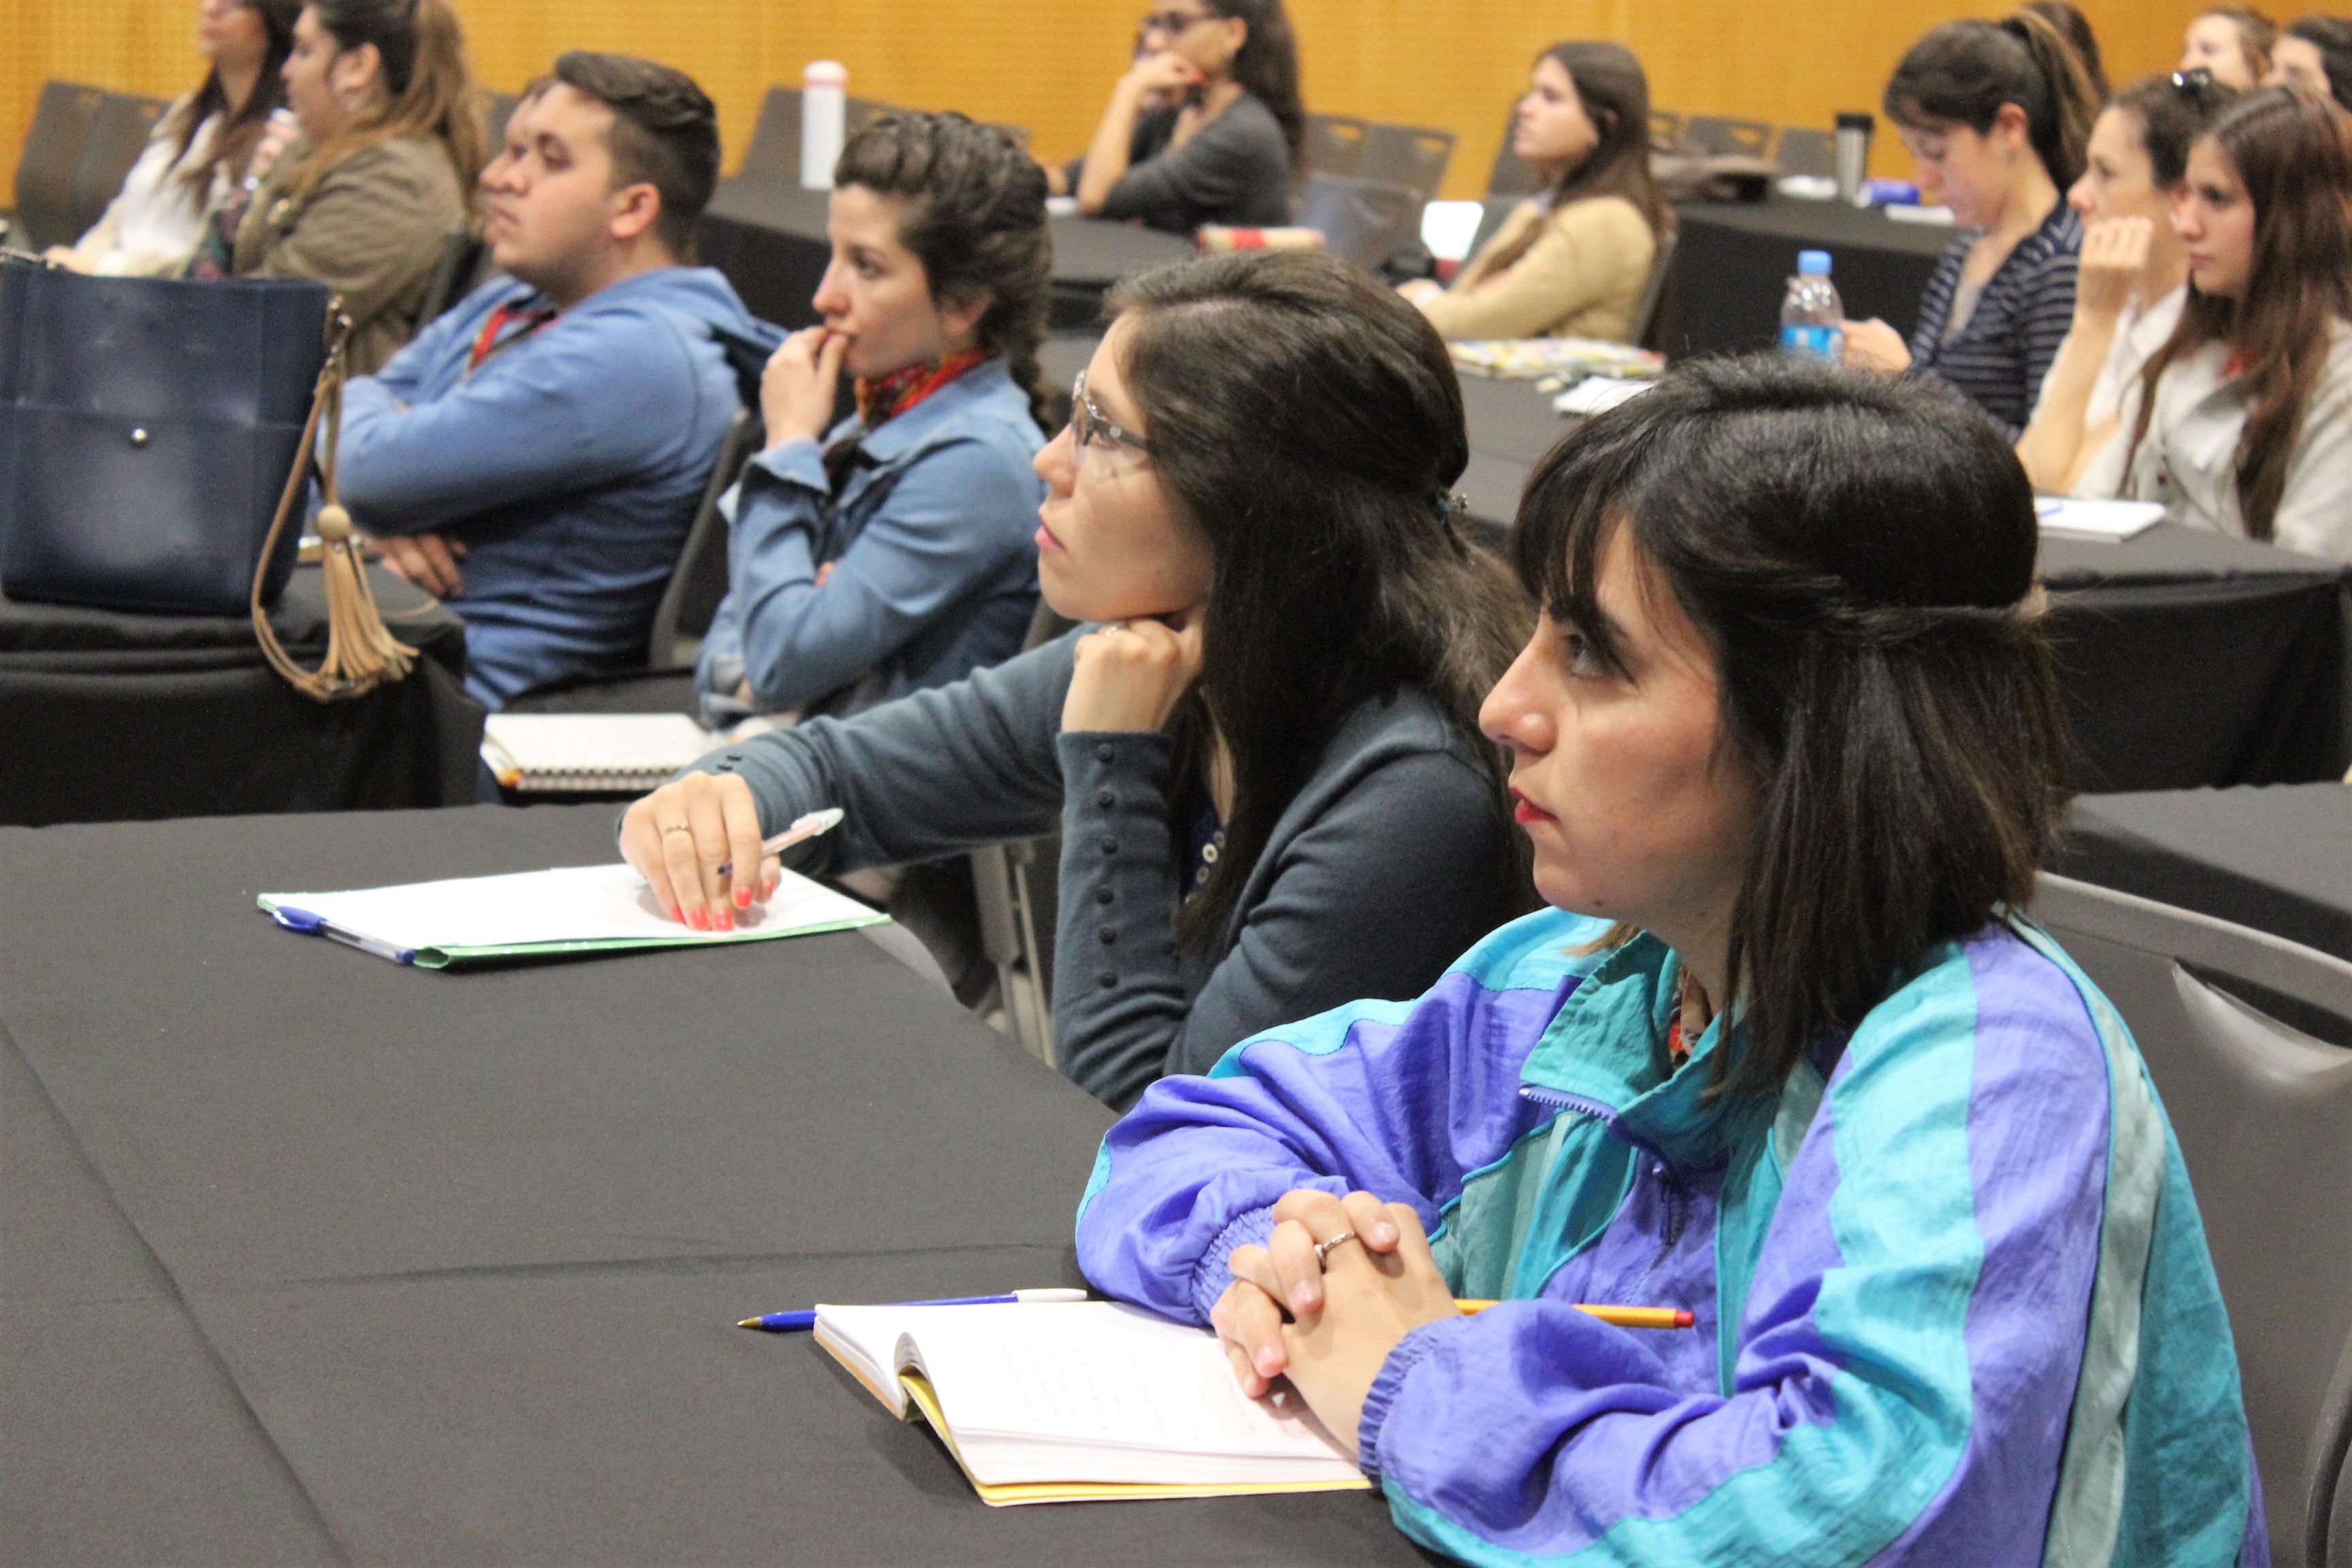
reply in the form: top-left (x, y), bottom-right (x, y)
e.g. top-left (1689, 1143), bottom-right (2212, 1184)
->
top-left (479, 713), bottom-right (717, 794)
top-left (259, 862), bottom-right (885, 968)
top-left (813, 1300), bottom-right (1371, 1505)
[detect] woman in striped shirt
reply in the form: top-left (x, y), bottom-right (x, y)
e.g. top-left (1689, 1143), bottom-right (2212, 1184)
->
top-left (1842, 10), bottom-right (2099, 438)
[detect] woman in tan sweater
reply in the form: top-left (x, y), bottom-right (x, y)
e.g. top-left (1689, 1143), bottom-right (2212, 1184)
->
top-left (234, 0), bottom-right (481, 374)
top-left (1399, 42), bottom-right (1666, 343)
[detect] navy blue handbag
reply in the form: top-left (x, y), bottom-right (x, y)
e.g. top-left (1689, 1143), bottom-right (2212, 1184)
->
top-left (0, 256), bottom-right (330, 615)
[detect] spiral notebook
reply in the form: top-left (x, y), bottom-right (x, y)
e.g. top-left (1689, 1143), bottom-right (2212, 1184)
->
top-left (479, 713), bottom-right (715, 794)
top-left (813, 1299), bottom-right (1370, 1505)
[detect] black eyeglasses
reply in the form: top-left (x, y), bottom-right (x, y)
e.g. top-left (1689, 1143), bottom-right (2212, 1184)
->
top-left (1069, 369), bottom-right (1151, 470)
top-left (1140, 7), bottom-right (1213, 38)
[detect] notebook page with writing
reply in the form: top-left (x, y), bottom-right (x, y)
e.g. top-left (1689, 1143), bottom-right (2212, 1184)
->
top-left (814, 1301), bottom-right (1365, 1490)
top-left (260, 863), bottom-right (883, 966)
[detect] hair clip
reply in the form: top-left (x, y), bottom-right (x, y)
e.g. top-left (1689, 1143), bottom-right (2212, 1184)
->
top-left (2171, 67), bottom-right (2218, 95)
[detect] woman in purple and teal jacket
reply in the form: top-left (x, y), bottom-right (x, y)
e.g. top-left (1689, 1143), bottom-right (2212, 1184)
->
top-left (1076, 356), bottom-right (2267, 1565)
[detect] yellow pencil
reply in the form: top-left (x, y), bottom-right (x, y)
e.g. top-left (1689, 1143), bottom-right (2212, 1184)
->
top-left (1456, 1300), bottom-right (1694, 1329)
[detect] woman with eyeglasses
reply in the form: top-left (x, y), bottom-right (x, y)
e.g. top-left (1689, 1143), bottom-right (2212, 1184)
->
top-left (696, 112), bottom-right (1051, 730)
top-left (1045, 0), bottom-right (1305, 233)
top-left (1842, 10), bottom-right (2100, 438)
top-left (2115, 83), bottom-right (2352, 559)
top-left (624, 250), bottom-right (1532, 1111)
top-left (2019, 71), bottom-right (2237, 494)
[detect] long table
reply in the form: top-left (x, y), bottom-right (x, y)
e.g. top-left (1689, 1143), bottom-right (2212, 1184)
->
top-left (0, 804), bottom-right (1439, 1565)
top-left (0, 562), bottom-right (484, 826)
top-left (1448, 371), bottom-right (2352, 793)
top-left (2057, 783), bottom-right (2352, 964)
top-left (699, 175), bottom-right (1199, 333)
top-left (1661, 196), bottom-right (1957, 357)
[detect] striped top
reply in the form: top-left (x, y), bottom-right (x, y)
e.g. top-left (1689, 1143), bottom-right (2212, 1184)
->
top-left (1909, 202), bottom-right (2082, 438)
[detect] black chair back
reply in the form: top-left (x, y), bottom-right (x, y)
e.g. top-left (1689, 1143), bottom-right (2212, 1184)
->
top-left (646, 406), bottom-right (763, 668)
top-left (1486, 108), bottom-right (1545, 197)
top-left (2035, 874), bottom-right (2352, 1568)
top-left (482, 90), bottom-right (521, 151)
top-left (1683, 114), bottom-right (1772, 158)
top-left (1631, 225), bottom-right (1677, 352)
top-left (736, 88), bottom-right (908, 180)
top-left (414, 231), bottom-right (488, 327)
top-left (1774, 126), bottom-right (1835, 178)
top-left (70, 93), bottom-right (171, 242)
top-left (1295, 174), bottom-right (1424, 271)
top-left (1647, 108), bottom-right (1682, 150)
top-left (1304, 113), bottom-right (1367, 177)
top-left (1358, 122), bottom-right (1454, 202)
top-left (14, 82), bottom-right (108, 250)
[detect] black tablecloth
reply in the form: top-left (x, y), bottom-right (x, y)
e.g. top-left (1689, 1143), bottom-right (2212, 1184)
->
top-left (0, 804), bottom-right (1439, 1565)
top-left (0, 563), bottom-right (485, 826)
top-left (1659, 197), bottom-right (1956, 357)
top-left (2055, 784), bottom-right (2352, 962)
top-left (700, 176), bottom-right (1198, 332)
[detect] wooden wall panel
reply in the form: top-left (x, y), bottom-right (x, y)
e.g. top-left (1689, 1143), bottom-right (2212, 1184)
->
top-left (5, 0), bottom-right (2220, 220)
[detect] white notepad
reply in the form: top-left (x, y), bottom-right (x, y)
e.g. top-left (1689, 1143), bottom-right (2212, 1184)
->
top-left (813, 1300), bottom-right (1369, 1505)
top-left (259, 862), bottom-right (885, 968)
top-left (480, 713), bottom-right (716, 793)
top-left (2036, 497), bottom-right (2167, 541)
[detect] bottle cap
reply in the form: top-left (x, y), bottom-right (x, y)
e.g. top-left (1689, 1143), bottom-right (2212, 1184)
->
top-left (804, 60), bottom-right (847, 87)
top-left (1797, 250), bottom-right (1832, 275)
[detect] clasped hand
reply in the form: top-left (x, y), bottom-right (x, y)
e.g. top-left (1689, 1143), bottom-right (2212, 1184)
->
top-left (1060, 610), bottom-right (1204, 734)
top-left (1210, 1188), bottom-right (1458, 1456)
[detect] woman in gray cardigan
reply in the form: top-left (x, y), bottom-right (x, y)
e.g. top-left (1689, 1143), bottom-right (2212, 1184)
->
top-left (623, 251), bottom-right (1531, 1110)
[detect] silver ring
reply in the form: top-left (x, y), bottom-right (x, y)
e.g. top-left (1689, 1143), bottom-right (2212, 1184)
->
top-left (1100, 619), bottom-right (1128, 634)
top-left (1313, 1230), bottom-right (1358, 1266)
top-left (659, 823), bottom-right (693, 836)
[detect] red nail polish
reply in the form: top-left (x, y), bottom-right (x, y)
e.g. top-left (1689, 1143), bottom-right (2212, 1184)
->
top-left (715, 909), bottom-right (734, 932)
top-left (734, 886), bottom-right (751, 909)
top-left (670, 905), bottom-right (685, 924)
top-left (687, 909), bottom-right (708, 931)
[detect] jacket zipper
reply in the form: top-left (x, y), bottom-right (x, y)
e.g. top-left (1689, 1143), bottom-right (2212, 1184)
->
top-left (1519, 1084), bottom-right (1688, 1272)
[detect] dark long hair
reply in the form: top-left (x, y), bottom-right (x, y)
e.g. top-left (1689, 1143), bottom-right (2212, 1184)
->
top-left (175, 0), bottom-right (302, 194)
top-left (2110, 70), bottom-right (2238, 189)
top-left (1512, 356), bottom-right (2071, 1100)
top-left (2025, 0), bottom-right (2109, 100)
top-left (1202, 0), bottom-right (1306, 174)
top-left (1886, 9), bottom-right (2102, 189)
top-left (2125, 84), bottom-right (2352, 540)
top-left (1105, 250), bottom-right (1531, 947)
top-left (1479, 42), bottom-right (1667, 279)
top-left (2285, 14), bottom-right (2352, 112)
top-left (836, 112), bottom-right (1054, 430)
top-left (285, 0), bottom-right (485, 214)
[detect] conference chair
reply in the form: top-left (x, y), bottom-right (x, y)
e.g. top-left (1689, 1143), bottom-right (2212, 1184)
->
top-left (1358, 122), bottom-right (1455, 203)
top-left (1304, 113), bottom-right (1367, 178)
top-left (1295, 173), bottom-right (1424, 272)
top-left (644, 406), bottom-right (762, 671)
top-left (2034, 873), bottom-right (2352, 1568)
top-left (968, 597), bottom-right (1074, 1065)
top-left (1647, 108), bottom-right (1682, 151)
top-left (1682, 114), bottom-right (1772, 159)
top-left (1629, 225), bottom-right (1678, 353)
top-left (1774, 126), bottom-right (1835, 178)
top-left (12, 82), bottom-right (108, 250)
top-left (414, 230), bottom-right (488, 327)
top-left (1463, 193), bottom-right (1525, 263)
top-left (69, 92), bottom-right (170, 242)
top-left (482, 89), bottom-right (521, 151)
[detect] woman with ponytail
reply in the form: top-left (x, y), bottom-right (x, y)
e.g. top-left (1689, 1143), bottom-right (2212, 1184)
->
top-left (1844, 9), bottom-right (2099, 438)
top-left (696, 111), bottom-right (1053, 727)
top-left (1052, 0), bottom-right (1303, 233)
top-left (2118, 83), bottom-right (2352, 559)
top-left (233, 0), bottom-right (482, 373)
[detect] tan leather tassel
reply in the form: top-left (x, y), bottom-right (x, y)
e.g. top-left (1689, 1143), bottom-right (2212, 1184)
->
top-left (251, 301), bottom-right (416, 702)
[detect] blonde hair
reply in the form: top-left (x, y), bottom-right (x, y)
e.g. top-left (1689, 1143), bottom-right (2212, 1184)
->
top-left (284, 0), bottom-right (484, 216)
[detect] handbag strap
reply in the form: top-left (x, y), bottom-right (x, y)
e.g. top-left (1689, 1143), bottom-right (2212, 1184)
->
top-left (250, 302), bottom-right (417, 702)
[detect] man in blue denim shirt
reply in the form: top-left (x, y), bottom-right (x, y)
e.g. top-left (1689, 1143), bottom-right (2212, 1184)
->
top-left (693, 112), bottom-right (1049, 727)
top-left (339, 54), bottom-right (767, 707)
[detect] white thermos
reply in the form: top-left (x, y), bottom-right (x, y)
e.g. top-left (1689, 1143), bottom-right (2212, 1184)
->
top-left (801, 61), bottom-right (847, 190)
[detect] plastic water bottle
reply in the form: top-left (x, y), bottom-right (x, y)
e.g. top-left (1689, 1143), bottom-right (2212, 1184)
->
top-left (801, 61), bottom-right (847, 190)
top-left (1780, 250), bottom-right (1844, 360)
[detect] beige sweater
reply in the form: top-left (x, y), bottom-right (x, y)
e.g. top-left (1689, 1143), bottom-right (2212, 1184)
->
top-left (234, 135), bottom-right (468, 376)
top-left (1419, 194), bottom-right (1656, 343)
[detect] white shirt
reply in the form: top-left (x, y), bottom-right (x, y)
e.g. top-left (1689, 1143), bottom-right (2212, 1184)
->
top-left (2119, 319), bottom-right (2352, 562)
top-left (66, 97), bottom-right (223, 278)
top-left (2053, 284), bottom-right (2187, 500)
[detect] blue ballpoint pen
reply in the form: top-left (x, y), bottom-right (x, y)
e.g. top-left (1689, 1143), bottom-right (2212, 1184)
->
top-left (736, 1287), bottom-right (1090, 1332)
